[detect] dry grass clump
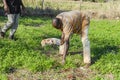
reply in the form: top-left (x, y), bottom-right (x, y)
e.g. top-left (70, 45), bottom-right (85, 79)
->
top-left (7, 68), bottom-right (95, 80)
top-left (80, 1), bottom-right (120, 19)
top-left (21, 0), bottom-right (120, 19)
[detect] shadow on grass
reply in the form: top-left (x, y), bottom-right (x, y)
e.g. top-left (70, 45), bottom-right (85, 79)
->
top-left (91, 42), bottom-right (119, 65)
top-left (68, 51), bottom-right (83, 55)
top-left (22, 7), bottom-right (66, 17)
top-left (1, 6), bottom-right (67, 28)
top-left (19, 16), bottom-right (52, 27)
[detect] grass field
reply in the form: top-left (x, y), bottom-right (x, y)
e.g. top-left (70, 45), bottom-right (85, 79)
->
top-left (0, 16), bottom-right (120, 80)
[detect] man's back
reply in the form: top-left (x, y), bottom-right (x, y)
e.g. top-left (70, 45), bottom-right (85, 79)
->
top-left (56, 10), bottom-right (90, 34)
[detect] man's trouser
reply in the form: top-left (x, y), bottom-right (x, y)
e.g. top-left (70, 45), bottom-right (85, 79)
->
top-left (1, 14), bottom-right (19, 37)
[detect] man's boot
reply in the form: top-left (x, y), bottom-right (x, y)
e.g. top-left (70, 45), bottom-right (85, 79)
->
top-left (9, 35), bottom-right (14, 40)
top-left (0, 31), bottom-right (5, 38)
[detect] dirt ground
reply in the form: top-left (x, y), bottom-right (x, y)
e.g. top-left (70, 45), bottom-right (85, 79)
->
top-left (7, 67), bottom-right (96, 80)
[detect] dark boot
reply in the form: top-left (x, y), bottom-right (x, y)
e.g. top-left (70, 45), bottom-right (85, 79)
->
top-left (9, 35), bottom-right (14, 40)
top-left (0, 31), bottom-right (5, 38)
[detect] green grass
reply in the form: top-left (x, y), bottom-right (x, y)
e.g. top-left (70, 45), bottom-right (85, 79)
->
top-left (0, 16), bottom-right (120, 79)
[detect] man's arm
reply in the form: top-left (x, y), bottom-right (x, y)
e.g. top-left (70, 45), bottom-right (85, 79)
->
top-left (19, 0), bottom-right (26, 15)
top-left (20, 0), bottom-right (25, 12)
top-left (3, 0), bottom-right (9, 13)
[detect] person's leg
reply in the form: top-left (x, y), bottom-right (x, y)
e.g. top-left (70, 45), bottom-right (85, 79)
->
top-left (81, 25), bottom-right (91, 65)
top-left (59, 32), bottom-right (71, 64)
top-left (9, 14), bottom-right (20, 39)
top-left (0, 14), bottom-right (14, 38)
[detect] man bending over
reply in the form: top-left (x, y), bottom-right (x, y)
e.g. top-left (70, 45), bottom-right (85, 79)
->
top-left (52, 10), bottom-right (91, 66)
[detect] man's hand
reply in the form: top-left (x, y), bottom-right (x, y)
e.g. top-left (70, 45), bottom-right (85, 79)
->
top-left (4, 5), bottom-right (9, 14)
top-left (21, 6), bottom-right (25, 12)
top-left (20, 6), bottom-right (26, 16)
top-left (3, 0), bottom-right (9, 14)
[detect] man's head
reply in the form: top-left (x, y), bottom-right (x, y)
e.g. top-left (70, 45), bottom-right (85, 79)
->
top-left (52, 18), bottom-right (63, 30)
